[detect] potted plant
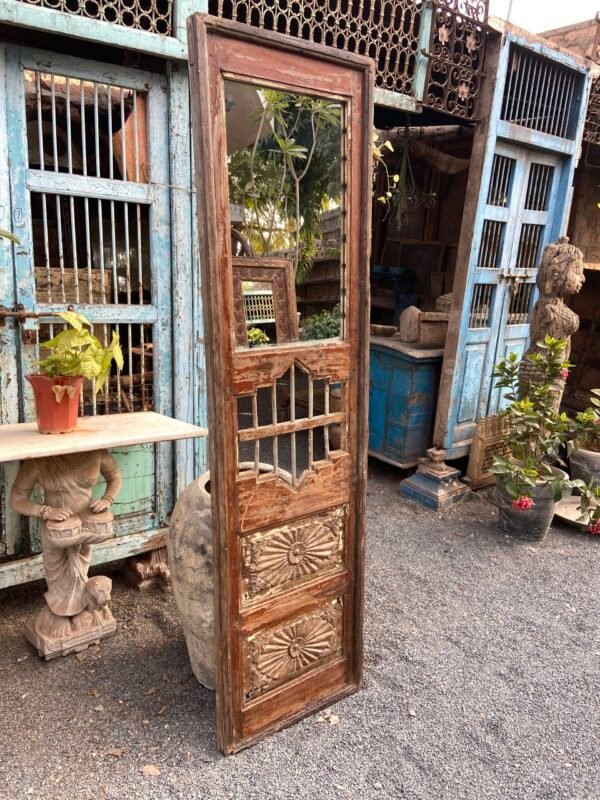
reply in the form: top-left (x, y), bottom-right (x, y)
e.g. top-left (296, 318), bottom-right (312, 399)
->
top-left (568, 389), bottom-right (600, 485)
top-left (247, 327), bottom-right (270, 347)
top-left (300, 305), bottom-right (341, 341)
top-left (571, 480), bottom-right (600, 535)
top-left (489, 336), bottom-right (573, 541)
top-left (28, 311), bottom-right (123, 434)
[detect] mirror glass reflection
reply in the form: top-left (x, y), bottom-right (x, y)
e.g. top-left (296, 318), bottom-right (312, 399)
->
top-left (225, 80), bottom-right (345, 349)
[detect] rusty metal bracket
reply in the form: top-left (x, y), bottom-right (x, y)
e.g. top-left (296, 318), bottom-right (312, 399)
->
top-left (0, 304), bottom-right (41, 325)
top-left (0, 303), bottom-right (75, 326)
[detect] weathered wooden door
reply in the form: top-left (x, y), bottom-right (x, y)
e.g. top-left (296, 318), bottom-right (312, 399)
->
top-left (434, 35), bottom-right (590, 459)
top-left (0, 46), bottom-right (173, 572)
top-left (188, 15), bottom-right (372, 752)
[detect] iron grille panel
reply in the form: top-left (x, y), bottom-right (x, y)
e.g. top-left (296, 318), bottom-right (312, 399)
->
top-left (424, 3), bottom-right (486, 121)
top-left (515, 224), bottom-right (544, 270)
top-left (524, 163), bottom-right (554, 212)
top-left (16, 0), bottom-right (173, 35)
top-left (584, 75), bottom-right (600, 145)
top-left (508, 282), bottom-right (533, 325)
top-left (501, 45), bottom-right (579, 139)
top-left (208, 0), bottom-right (422, 95)
top-left (478, 220), bottom-right (504, 269)
top-left (434, 0), bottom-right (487, 23)
top-left (469, 283), bottom-right (492, 328)
top-left (487, 154), bottom-right (515, 207)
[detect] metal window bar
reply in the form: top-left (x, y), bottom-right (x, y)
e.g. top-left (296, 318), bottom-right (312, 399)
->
top-left (487, 155), bottom-right (514, 207)
top-left (478, 220), bottom-right (504, 269)
top-left (25, 70), bottom-right (147, 184)
top-left (501, 46), bottom-right (578, 138)
top-left (516, 224), bottom-right (543, 270)
top-left (525, 163), bottom-right (553, 212)
top-left (508, 282), bottom-right (533, 325)
top-left (469, 283), bottom-right (492, 328)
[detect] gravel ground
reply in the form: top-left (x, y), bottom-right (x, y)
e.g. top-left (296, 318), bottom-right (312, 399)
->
top-left (1, 459), bottom-right (599, 800)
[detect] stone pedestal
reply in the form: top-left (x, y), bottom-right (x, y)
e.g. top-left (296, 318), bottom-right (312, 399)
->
top-left (399, 448), bottom-right (469, 510)
top-left (25, 606), bottom-right (116, 661)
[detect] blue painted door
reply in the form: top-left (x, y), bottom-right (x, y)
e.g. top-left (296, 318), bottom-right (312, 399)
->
top-left (0, 46), bottom-right (173, 564)
top-left (435, 34), bottom-right (590, 459)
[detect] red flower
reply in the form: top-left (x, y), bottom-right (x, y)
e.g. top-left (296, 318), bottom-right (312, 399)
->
top-left (559, 368), bottom-right (570, 380)
top-left (512, 496), bottom-right (535, 511)
top-left (588, 520), bottom-right (600, 535)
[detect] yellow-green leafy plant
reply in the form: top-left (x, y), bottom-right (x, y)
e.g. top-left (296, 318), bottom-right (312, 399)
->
top-left (37, 311), bottom-right (123, 393)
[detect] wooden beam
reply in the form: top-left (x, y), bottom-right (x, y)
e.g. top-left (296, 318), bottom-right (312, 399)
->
top-left (0, 0), bottom-right (188, 60)
top-left (0, 528), bottom-right (167, 589)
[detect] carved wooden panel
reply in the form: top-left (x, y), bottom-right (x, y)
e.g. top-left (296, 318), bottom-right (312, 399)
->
top-left (243, 599), bottom-right (344, 701)
top-left (242, 506), bottom-right (345, 602)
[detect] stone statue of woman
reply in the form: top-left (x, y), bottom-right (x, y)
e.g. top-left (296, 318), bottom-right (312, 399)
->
top-left (10, 450), bottom-right (122, 658)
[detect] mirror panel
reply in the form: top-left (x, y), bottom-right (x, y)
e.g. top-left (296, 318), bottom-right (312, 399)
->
top-left (225, 80), bottom-right (345, 349)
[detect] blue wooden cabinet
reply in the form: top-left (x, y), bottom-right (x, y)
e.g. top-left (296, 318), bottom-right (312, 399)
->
top-left (369, 337), bottom-right (444, 469)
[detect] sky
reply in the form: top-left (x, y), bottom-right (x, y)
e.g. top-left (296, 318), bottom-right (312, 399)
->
top-left (489, 0), bottom-right (599, 33)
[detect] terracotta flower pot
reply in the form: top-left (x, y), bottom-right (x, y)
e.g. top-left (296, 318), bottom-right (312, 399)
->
top-left (570, 447), bottom-right (600, 486)
top-left (496, 467), bottom-right (568, 542)
top-left (26, 374), bottom-right (83, 434)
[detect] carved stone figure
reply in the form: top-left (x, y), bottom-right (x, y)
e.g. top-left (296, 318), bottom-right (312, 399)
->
top-left (519, 236), bottom-right (585, 402)
top-left (10, 450), bottom-right (122, 659)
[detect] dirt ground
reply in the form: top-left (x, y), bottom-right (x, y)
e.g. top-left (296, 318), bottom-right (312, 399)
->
top-left (1, 460), bottom-right (599, 800)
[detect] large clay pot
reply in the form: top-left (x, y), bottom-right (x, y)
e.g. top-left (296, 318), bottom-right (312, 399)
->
top-left (167, 471), bottom-right (215, 690)
top-left (570, 447), bottom-right (600, 486)
top-left (168, 463), bottom-right (291, 690)
top-left (496, 467), bottom-right (568, 541)
top-left (27, 374), bottom-right (83, 434)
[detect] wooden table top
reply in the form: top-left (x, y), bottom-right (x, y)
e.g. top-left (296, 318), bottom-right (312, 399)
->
top-left (0, 412), bottom-right (208, 463)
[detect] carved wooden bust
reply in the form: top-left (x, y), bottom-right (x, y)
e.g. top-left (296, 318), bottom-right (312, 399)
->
top-left (519, 236), bottom-right (585, 399)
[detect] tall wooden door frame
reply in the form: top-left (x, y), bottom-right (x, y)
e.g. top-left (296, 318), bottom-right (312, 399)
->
top-left (188, 15), bottom-right (372, 753)
top-left (434, 30), bottom-right (591, 459)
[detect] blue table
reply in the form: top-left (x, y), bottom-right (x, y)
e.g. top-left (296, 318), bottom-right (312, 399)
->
top-left (369, 337), bottom-right (444, 469)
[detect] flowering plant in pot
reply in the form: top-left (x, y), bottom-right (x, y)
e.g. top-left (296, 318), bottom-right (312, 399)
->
top-left (488, 336), bottom-right (573, 540)
top-left (29, 311), bottom-right (123, 434)
top-left (567, 389), bottom-right (600, 486)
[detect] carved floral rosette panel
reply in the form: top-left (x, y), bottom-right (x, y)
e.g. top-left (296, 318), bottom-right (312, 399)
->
top-left (243, 599), bottom-right (344, 702)
top-left (425, 5), bottom-right (486, 121)
top-left (242, 506), bottom-right (345, 603)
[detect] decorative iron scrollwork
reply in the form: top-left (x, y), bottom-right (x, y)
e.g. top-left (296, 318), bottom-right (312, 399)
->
top-left (209, 0), bottom-right (422, 96)
top-left (584, 76), bottom-right (600, 145)
top-left (424, 4), bottom-right (486, 121)
top-left (16, 0), bottom-right (173, 35)
top-left (433, 0), bottom-right (488, 24)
